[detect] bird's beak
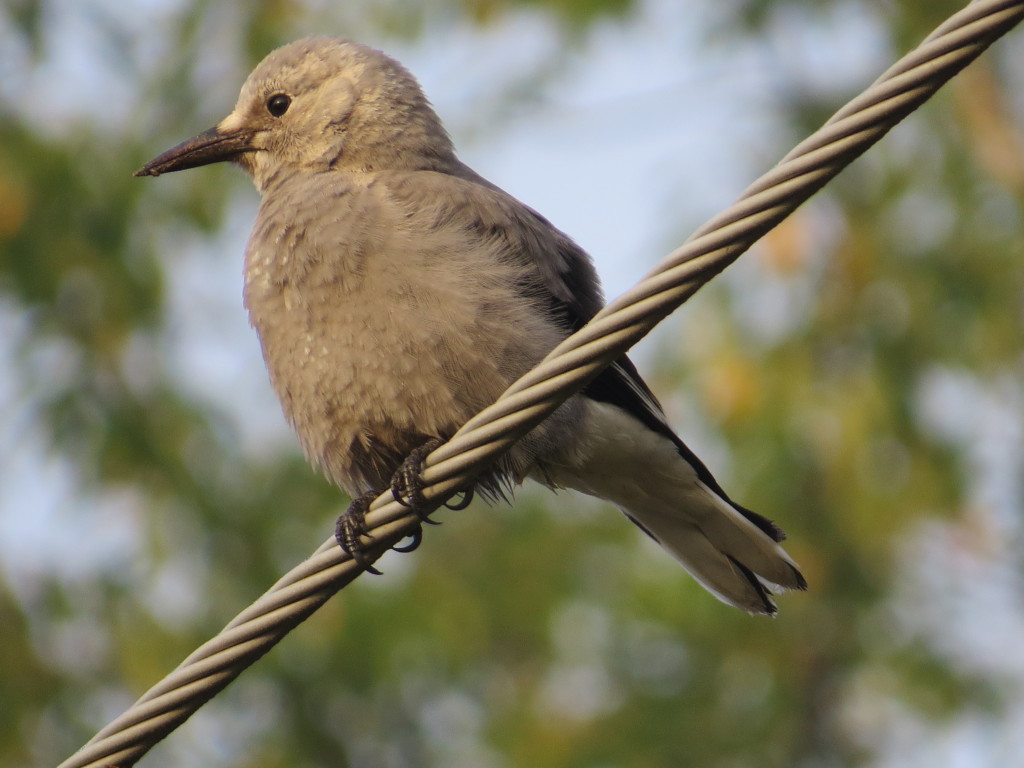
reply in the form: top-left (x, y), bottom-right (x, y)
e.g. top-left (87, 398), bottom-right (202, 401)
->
top-left (134, 124), bottom-right (255, 177)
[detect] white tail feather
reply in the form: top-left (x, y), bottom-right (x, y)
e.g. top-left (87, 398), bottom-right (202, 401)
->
top-left (543, 401), bottom-right (805, 614)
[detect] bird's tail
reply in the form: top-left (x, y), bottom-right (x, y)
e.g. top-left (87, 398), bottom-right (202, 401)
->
top-left (618, 488), bottom-right (806, 615)
top-left (546, 401), bottom-right (806, 615)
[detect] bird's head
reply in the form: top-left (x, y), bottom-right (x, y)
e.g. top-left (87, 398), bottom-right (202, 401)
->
top-left (135, 37), bottom-right (456, 190)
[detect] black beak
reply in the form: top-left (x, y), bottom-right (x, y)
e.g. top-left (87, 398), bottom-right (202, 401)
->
top-left (134, 125), bottom-right (255, 177)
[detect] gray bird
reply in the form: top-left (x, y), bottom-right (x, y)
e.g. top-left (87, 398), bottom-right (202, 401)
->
top-left (137, 36), bottom-right (806, 614)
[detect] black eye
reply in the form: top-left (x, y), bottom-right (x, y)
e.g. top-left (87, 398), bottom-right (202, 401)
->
top-left (266, 93), bottom-right (291, 117)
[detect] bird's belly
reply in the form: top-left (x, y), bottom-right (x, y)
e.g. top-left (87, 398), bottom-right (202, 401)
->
top-left (246, 275), bottom-right (553, 494)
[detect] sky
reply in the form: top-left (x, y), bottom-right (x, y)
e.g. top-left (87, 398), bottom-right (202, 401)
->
top-left (0, 0), bottom-right (897, 586)
top-left (1, 0), bottom-right (1023, 765)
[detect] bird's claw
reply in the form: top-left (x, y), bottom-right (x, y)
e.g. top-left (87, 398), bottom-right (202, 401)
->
top-left (389, 437), bottom-right (476, 514)
top-left (335, 491), bottom-right (383, 575)
top-left (336, 439), bottom-right (476, 564)
top-left (389, 487), bottom-right (472, 554)
top-left (390, 438), bottom-right (442, 518)
top-left (444, 487), bottom-right (474, 510)
top-left (391, 526), bottom-right (423, 553)
top-left (389, 438), bottom-right (475, 551)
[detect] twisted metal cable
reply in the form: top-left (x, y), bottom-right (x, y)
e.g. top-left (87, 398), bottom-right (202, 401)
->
top-left (60, 2), bottom-right (1023, 766)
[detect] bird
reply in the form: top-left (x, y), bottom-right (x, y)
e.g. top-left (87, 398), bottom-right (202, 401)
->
top-left (136, 36), bottom-right (806, 614)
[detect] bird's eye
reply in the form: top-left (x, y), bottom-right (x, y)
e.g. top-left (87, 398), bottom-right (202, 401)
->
top-left (266, 93), bottom-right (291, 117)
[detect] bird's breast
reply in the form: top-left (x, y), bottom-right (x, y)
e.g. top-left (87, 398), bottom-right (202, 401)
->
top-left (241, 197), bottom-right (564, 493)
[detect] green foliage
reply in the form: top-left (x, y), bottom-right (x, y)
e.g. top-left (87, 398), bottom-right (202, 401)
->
top-left (1, 1), bottom-right (1022, 767)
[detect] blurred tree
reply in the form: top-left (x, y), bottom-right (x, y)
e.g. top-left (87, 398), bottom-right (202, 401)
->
top-left (0, 1), bottom-right (1021, 767)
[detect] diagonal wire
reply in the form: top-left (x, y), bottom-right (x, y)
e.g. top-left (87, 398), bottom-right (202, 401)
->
top-left (58, 1), bottom-right (1024, 766)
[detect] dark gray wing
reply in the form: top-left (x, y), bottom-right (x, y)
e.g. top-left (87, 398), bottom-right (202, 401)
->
top-left (501, 188), bottom-right (787, 543)
top-left (398, 166), bottom-right (785, 541)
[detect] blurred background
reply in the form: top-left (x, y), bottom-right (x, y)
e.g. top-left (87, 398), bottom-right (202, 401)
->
top-left (1, 0), bottom-right (1023, 766)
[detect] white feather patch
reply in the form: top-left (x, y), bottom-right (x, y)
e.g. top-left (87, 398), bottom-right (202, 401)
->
top-left (542, 399), bottom-right (802, 613)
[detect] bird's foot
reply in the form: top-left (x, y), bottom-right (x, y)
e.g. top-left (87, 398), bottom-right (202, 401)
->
top-left (336, 439), bottom-right (478, 565)
top-left (387, 438), bottom-right (476, 553)
top-left (335, 491), bottom-right (384, 575)
top-left (388, 439), bottom-right (442, 555)
top-left (390, 438), bottom-right (443, 516)
top-left (391, 437), bottom-right (476, 515)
